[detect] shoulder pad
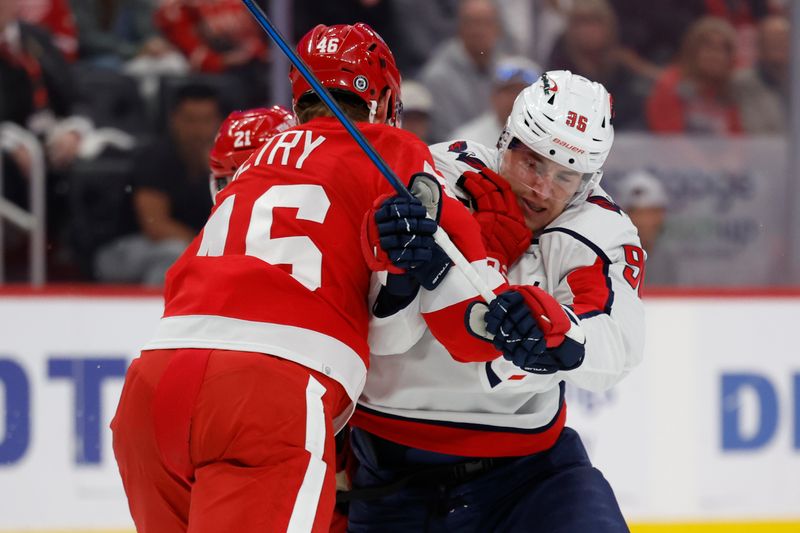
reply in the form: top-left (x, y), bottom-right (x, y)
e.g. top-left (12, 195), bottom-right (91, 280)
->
top-left (430, 140), bottom-right (499, 190)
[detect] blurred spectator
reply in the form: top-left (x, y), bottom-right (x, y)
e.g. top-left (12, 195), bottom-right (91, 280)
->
top-left (646, 17), bottom-right (743, 135)
top-left (154, 0), bottom-right (269, 106)
top-left (450, 56), bottom-right (539, 146)
top-left (94, 83), bottom-right (221, 285)
top-left (1, 0), bottom-right (97, 278)
top-left (616, 170), bottom-right (675, 286)
top-left (497, 0), bottom-right (567, 66)
top-left (607, 1), bottom-right (687, 78)
top-left (547, 0), bottom-right (651, 130)
top-left (610, 0), bottom-right (777, 82)
top-left (733, 15), bottom-right (790, 134)
top-left (420, 0), bottom-right (502, 142)
top-left (17, 0), bottom-right (78, 61)
top-left (70, 0), bottom-right (171, 66)
top-left (400, 80), bottom-right (433, 143)
top-left (386, 0), bottom-right (458, 76)
top-left (703, 0), bottom-right (772, 68)
top-left (0, 0), bottom-right (90, 171)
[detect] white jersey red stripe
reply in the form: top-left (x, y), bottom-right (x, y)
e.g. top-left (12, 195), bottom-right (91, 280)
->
top-left (352, 139), bottom-right (646, 456)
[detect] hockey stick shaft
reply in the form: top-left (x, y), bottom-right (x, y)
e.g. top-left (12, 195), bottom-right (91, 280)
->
top-left (241, 0), bottom-right (409, 197)
top-left (240, 0), bottom-right (495, 302)
top-left (433, 228), bottom-right (496, 301)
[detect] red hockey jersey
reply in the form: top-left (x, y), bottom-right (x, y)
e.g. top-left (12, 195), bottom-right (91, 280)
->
top-left (143, 118), bottom-right (501, 429)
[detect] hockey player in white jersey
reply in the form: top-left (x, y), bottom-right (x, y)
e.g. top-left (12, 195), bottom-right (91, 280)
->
top-left (347, 71), bottom-right (645, 532)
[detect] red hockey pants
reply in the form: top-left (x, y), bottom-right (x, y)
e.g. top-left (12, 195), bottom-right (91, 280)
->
top-left (111, 348), bottom-right (349, 532)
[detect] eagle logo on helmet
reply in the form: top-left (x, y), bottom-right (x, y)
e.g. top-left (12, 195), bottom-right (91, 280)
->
top-left (353, 75), bottom-right (369, 92)
top-left (541, 73), bottom-right (559, 95)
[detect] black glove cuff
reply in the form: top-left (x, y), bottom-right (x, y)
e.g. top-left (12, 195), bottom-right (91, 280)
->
top-left (372, 274), bottom-right (421, 318)
top-left (408, 245), bottom-right (453, 290)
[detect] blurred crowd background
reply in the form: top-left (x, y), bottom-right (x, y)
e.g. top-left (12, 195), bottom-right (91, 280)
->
top-left (0, 0), bottom-right (797, 287)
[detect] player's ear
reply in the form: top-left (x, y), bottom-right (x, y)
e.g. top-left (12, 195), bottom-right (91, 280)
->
top-left (375, 88), bottom-right (391, 124)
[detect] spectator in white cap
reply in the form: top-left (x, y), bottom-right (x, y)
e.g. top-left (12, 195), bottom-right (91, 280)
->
top-left (400, 79), bottom-right (433, 143)
top-left (617, 169), bottom-right (675, 285)
top-left (449, 56), bottom-right (540, 146)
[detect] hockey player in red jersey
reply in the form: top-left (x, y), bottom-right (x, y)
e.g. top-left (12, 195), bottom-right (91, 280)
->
top-left (347, 71), bottom-right (645, 532)
top-left (210, 104), bottom-right (357, 533)
top-left (110, 23), bottom-right (505, 533)
top-left (208, 104), bottom-right (296, 202)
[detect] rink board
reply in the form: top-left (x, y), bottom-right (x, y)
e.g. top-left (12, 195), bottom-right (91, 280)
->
top-left (0, 289), bottom-right (798, 531)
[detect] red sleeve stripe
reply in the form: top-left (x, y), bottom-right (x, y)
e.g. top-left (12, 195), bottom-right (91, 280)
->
top-left (422, 297), bottom-right (500, 363)
top-left (542, 228), bottom-right (614, 318)
top-left (568, 256), bottom-right (614, 317)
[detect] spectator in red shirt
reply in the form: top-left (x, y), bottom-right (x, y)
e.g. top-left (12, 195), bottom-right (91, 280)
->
top-left (154, 0), bottom-right (269, 105)
top-left (646, 16), bottom-right (743, 135)
top-left (16, 0), bottom-right (78, 61)
top-left (1, 0), bottom-right (96, 279)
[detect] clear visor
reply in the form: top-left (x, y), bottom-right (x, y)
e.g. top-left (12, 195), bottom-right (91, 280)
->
top-left (500, 138), bottom-right (594, 204)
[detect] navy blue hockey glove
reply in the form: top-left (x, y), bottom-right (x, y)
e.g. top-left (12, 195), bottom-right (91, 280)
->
top-left (362, 173), bottom-right (453, 291)
top-left (467, 286), bottom-right (585, 374)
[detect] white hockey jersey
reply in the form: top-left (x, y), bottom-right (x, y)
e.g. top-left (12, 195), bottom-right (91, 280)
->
top-left (351, 139), bottom-right (646, 457)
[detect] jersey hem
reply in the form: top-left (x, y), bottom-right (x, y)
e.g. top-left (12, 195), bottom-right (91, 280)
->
top-left (352, 383), bottom-right (567, 457)
top-left (143, 314), bottom-right (368, 412)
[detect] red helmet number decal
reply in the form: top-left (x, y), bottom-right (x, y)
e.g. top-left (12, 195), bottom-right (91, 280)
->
top-left (566, 111), bottom-right (588, 132)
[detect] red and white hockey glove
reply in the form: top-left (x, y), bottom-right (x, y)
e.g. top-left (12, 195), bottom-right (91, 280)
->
top-left (457, 167), bottom-right (532, 272)
top-left (467, 285), bottom-right (585, 374)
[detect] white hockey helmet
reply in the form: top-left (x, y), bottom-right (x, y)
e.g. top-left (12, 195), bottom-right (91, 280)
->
top-left (497, 70), bottom-right (614, 204)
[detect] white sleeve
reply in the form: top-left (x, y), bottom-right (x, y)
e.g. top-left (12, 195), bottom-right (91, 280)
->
top-left (540, 222), bottom-right (646, 392)
top-left (367, 272), bottom-right (427, 356)
top-left (368, 298), bottom-right (428, 356)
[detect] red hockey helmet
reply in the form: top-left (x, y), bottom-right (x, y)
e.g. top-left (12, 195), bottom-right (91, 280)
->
top-left (290, 23), bottom-right (402, 125)
top-left (208, 105), bottom-right (296, 200)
